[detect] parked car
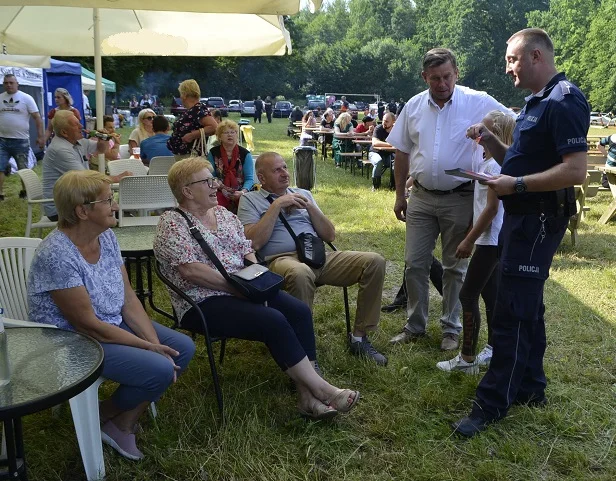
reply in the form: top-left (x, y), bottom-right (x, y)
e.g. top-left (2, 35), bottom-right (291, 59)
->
top-left (204, 96), bottom-right (228, 116)
top-left (228, 99), bottom-right (242, 113)
top-left (241, 100), bottom-right (255, 116)
top-left (590, 111), bottom-right (615, 126)
top-left (302, 100), bottom-right (325, 115)
top-left (171, 97), bottom-right (186, 116)
top-left (273, 101), bottom-right (293, 118)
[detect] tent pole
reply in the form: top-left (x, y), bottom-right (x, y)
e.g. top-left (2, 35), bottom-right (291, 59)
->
top-left (93, 7), bottom-right (105, 173)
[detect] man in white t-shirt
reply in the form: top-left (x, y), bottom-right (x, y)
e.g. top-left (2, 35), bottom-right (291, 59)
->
top-left (0, 73), bottom-right (45, 200)
top-left (387, 48), bottom-right (512, 351)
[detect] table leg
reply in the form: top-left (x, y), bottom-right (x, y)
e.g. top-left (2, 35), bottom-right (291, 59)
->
top-left (1, 418), bottom-right (26, 481)
top-left (598, 172), bottom-right (616, 224)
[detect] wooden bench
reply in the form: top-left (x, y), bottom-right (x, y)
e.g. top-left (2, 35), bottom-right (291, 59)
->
top-left (337, 152), bottom-right (362, 173)
top-left (568, 170), bottom-right (601, 246)
top-left (361, 159), bottom-right (372, 178)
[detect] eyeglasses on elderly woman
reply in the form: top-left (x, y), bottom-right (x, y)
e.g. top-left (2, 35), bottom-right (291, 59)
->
top-left (86, 195), bottom-right (115, 207)
top-left (185, 178), bottom-right (220, 188)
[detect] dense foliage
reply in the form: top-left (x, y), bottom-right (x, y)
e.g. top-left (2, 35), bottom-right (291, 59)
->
top-left (59, 0), bottom-right (615, 110)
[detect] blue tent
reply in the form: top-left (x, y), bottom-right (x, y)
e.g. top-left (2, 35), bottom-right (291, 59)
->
top-left (43, 59), bottom-right (85, 126)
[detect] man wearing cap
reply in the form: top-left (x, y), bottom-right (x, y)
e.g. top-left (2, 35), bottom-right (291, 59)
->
top-left (387, 48), bottom-right (511, 351)
top-left (369, 113), bottom-right (395, 191)
top-left (0, 73), bottom-right (45, 200)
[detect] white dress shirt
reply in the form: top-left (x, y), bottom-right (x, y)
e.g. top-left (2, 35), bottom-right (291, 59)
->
top-left (387, 85), bottom-right (512, 191)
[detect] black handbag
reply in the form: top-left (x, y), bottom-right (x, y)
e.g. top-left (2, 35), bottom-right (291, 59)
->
top-left (174, 209), bottom-right (283, 303)
top-left (266, 195), bottom-right (327, 269)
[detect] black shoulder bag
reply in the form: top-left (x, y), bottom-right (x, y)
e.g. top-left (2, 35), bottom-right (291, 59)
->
top-left (266, 196), bottom-right (327, 269)
top-left (174, 209), bottom-right (283, 303)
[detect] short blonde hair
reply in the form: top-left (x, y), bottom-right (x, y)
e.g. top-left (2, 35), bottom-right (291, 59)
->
top-left (215, 119), bottom-right (239, 140)
top-left (52, 109), bottom-right (77, 135)
top-left (178, 79), bottom-right (201, 99)
top-left (484, 110), bottom-right (516, 146)
top-left (167, 157), bottom-right (213, 203)
top-left (54, 170), bottom-right (111, 228)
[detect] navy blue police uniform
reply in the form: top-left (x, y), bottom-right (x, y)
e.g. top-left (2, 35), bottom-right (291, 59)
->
top-left (471, 73), bottom-right (590, 421)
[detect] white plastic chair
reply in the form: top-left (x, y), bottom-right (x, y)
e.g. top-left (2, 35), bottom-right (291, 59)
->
top-left (118, 144), bottom-right (130, 159)
top-left (107, 158), bottom-right (148, 177)
top-left (15, 169), bottom-right (57, 237)
top-left (118, 175), bottom-right (176, 227)
top-left (147, 156), bottom-right (175, 175)
top-left (0, 237), bottom-right (105, 481)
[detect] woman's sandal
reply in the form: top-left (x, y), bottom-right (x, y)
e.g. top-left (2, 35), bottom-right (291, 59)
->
top-left (298, 400), bottom-right (339, 420)
top-left (325, 389), bottom-right (360, 413)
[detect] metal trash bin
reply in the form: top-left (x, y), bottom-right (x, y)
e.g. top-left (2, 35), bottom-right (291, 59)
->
top-left (293, 146), bottom-right (317, 191)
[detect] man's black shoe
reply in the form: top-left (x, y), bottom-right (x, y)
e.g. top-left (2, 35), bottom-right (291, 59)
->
top-left (19, 189), bottom-right (27, 199)
top-left (348, 335), bottom-right (388, 366)
top-left (380, 300), bottom-right (406, 313)
top-left (451, 414), bottom-right (494, 438)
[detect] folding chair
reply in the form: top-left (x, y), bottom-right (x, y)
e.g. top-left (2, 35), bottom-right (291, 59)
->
top-left (154, 260), bottom-right (226, 419)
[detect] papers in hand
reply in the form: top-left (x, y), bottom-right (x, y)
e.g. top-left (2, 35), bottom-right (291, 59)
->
top-left (444, 168), bottom-right (495, 182)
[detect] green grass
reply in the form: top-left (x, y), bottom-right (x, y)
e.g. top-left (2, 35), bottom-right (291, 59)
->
top-left (2, 114), bottom-right (616, 480)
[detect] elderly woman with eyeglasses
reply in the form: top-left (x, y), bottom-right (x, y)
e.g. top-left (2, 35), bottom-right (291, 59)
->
top-left (154, 157), bottom-right (359, 420)
top-left (28, 170), bottom-right (195, 461)
top-left (206, 119), bottom-right (254, 212)
top-left (128, 108), bottom-right (156, 156)
top-left (167, 79), bottom-right (217, 161)
top-left (45, 87), bottom-right (82, 143)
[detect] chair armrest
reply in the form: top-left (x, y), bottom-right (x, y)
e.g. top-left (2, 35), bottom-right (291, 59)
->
top-left (4, 318), bottom-right (57, 328)
top-left (153, 260), bottom-right (212, 339)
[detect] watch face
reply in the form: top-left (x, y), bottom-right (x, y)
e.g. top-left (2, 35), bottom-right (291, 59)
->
top-left (515, 178), bottom-right (526, 193)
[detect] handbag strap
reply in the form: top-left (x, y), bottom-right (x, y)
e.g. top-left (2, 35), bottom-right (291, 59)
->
top-left (174, 208), bottom-right (232, 282)
top-left (265, 195), bottom-right (302, 247)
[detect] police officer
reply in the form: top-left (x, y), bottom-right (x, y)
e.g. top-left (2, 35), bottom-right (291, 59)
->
top-left (452, 28), bottom-right (590, 437)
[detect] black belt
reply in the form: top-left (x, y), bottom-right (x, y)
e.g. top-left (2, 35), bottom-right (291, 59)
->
top-left (414, 180), bottom-right (472, 195)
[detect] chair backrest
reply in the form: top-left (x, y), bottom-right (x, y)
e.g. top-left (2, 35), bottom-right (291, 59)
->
top-left (108, 158), bottom-right (148, 177)
top-left (148, 156), bottom-right (175, 176)
top-left (117, 175), bottom-right (176, 226)
top-left (118, 144), bottom-right (130, 159)
top-left (0, 237), bottom-right (42, 321)
top-left (16, 169), bottom-right (44, 201)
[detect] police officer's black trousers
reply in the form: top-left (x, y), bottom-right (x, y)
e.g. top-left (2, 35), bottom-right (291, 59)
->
top-left (472, 213), bottom-right (569, 420)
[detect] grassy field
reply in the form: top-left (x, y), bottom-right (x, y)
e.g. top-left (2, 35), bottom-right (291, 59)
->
top-left (2, 115), bottom-right (615, 481)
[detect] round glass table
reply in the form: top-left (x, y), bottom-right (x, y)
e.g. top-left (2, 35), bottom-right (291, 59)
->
top-left (0, 327), bottom-right (103, 481)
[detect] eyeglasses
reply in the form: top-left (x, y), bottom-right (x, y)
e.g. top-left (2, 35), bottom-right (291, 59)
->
top-left (143, 116), bottom-right (155, 121)
top-left (222, 130), bottom-right (237, 135)
top-left (185, 178), bottom-right (219, 188)
top-left (86, 196), bottom-right (115, 207)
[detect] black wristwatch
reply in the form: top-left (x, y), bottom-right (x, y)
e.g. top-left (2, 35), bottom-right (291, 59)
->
top-left (514, 176), bottom-right (527, 194)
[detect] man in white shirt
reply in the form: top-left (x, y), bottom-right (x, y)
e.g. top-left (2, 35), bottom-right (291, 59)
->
top-left (387, 48), bottom-right (511, 351)
top-left (0, 73), bottom-right (45, 200)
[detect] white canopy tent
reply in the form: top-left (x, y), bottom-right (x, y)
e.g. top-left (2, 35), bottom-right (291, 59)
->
top-left (0, 0), bottom-right (321, 171)
top-left (0, 54), bottom-right (50, 68)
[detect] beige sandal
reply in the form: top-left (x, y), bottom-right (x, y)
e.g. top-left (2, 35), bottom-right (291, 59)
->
top-left (325, 389), bottom-right (360, 413)
top-left (298, 400), bottom-right (338, 420)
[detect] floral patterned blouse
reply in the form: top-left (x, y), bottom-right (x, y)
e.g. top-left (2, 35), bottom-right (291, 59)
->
top-left (167, 101), bottom-right (211, 155)
top-left (153, 206), bottom-right (254, 321)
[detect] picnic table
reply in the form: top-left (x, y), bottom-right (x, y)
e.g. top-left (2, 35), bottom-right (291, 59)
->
top-left (595, 165), bottom-right (616, 224)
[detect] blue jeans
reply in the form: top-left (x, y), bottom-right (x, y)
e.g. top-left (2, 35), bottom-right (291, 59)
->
top-left (0, 137), bottom-right (30, 173)
top-left (100, 321), bottom-right (196, 411)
